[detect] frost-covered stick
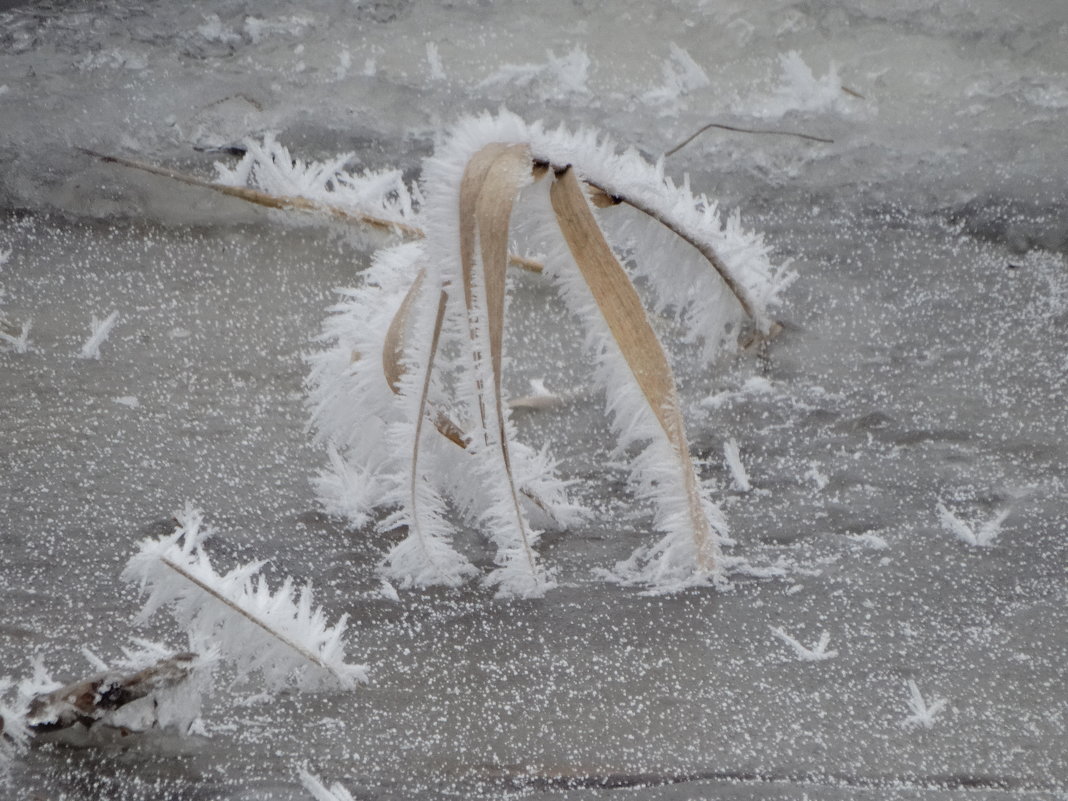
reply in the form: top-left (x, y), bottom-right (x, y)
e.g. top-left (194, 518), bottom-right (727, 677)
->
top-left (124, 507), bottom-right (367, 690)
top-left (23, 652), bottom-right (197, 734)
top-left (77, 311), bottom-right (118, 360)
top-left (80, 149), bottom-right (423, 238)
top-left (158, 557), bottom-right (345, 680)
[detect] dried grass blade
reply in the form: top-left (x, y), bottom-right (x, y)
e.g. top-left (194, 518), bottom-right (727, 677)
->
top-left (549, 166), bottom-right (716, 571)
top-left (382, 268), bottom-right (427, 393)
top-left (475, 144), bottom-right (532, 397)
top-left (408, 286), bottom-right (452, 561)
top-left (460, 143), bottom-right (542, 579)
top-left (379, 269), bottom-right (468, 449)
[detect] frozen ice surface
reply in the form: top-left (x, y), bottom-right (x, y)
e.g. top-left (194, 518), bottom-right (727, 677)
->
top-left (1, 0), bottom-right (1066, 799)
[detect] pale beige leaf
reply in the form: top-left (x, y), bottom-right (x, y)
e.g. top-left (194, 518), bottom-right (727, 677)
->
top-left (458, 143), bottom-right (541, 580)
top-left (382, 268), bottom-right (427, 393)
top-left (549, 166), bottom-right (716, 572)
top-left (408, 286), bottom-right (451, 550)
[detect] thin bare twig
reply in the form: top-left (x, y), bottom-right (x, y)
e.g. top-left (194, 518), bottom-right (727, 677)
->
top-left (664, 123), bottom-right (834, 158)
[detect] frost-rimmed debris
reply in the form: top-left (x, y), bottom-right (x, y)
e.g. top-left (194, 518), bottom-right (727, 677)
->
top-left (0, 678), bottom-right (31, 775)
top-left (901, 679), bottom-right (946, 729)
top-left (77, 311), bottom-right (119, 360)
top-left (299, 769), bottom-right (356, 801)
top-left (937, 501), bottom-right (1009, 547)
top-left (723, 438), bottom-right (751, 492)
top-left (0, 318), bottom-right (30, 354)
top-left (769, 626), bottom-right (838, 661)
top-left (642, 42), bottom-right (711, 110)
top-left (476, 46), bottom-right (590, 101)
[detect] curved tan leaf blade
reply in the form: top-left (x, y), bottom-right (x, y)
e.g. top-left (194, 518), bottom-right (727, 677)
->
top-left (549, 166), bottom-right (717, 573)
top-left (458, 143), bottom-right (544, 587)
top-left (382, 268), bottom-right (427, 394)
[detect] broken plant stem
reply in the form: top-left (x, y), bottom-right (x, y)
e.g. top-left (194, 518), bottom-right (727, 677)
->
top-left (25, 652), bottom-right (197, 734)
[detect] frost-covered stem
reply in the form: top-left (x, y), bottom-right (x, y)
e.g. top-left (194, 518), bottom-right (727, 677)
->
top-left (408, 287), bottom-right (455, 579)
top-left (159, 557), bottom-right (338, 680)
top-left (81, 149), bottom-right (423, 238)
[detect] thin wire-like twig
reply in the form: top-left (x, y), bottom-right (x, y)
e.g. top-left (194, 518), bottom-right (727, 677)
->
top-left (664, 123), bottom-right (834, 158)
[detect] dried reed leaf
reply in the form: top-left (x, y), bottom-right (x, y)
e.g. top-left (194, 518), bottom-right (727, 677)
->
top-left (380, 270), bottom-right (467, 449)
top-left (459, 143), bottom-right (541, 578)
top-left (382, 268), bottom-right (427, 393)
top-left (549, 166), bottom-right (716, 571)
top-left (408, 286), bottom-right (453, 554)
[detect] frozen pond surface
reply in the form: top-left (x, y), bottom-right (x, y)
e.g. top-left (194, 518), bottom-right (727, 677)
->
top-left (1, 1), bottom-right (1066, 799)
